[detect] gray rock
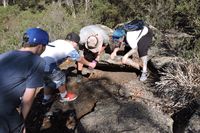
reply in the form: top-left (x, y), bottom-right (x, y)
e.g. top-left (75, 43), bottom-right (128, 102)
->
top-left (80, 98), bottom-right (173, 133)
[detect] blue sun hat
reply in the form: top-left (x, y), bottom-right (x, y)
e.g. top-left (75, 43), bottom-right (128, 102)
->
top-left (112, 28), bottom-right (126, 40)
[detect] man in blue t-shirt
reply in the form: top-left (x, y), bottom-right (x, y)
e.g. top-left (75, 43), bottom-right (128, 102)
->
top-left (0, 27), bottom-right (50, 133)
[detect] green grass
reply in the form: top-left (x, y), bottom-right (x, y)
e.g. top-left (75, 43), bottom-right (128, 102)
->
top-left (0, 4), bottom-right (94, 52)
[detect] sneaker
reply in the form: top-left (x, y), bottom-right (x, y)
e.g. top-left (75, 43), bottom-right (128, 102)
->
top-left (140, 72), bottom-right (148, 81)
top-left (60, 92), bottom-right (78, 102)
top-left (42, 98), bottom-right (54, 105)
top-left (76, 74), bottom-right (83, 83)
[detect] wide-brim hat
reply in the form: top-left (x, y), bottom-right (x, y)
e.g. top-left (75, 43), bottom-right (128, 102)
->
top-left (85, 34), bottom-right (103, 53)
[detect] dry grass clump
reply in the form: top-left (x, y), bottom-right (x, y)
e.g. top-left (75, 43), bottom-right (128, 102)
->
top-left (155, 58), bottom-right (200, 113)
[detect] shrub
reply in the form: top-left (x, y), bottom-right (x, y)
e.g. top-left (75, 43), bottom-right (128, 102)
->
top-left (154, 58), bottom-right (200, 113)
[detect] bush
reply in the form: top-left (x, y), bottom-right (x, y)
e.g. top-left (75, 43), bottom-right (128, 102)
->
top-left (0, 5), bottom-right (21, 52)
top-left (0, 3), bottom-right (95, 52)
top-left (155, 58), bottom-right (200, 113)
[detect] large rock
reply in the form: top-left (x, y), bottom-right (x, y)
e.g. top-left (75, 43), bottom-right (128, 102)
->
top-left (75, 76), bottom-right (173, 133)
top-left (79, 98), bottom-right (172, 133)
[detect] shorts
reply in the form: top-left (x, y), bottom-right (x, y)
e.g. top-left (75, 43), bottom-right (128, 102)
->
top-left (83, 48), bottom-right (98, 62)
top-left (137, 28), bottom-right (153, 57)
top-left (44, 68), bottom-right (66, 89)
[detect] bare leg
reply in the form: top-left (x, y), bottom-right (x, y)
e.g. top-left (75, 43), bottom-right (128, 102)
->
top-left (77, 62), bottom-right (84, 72)
top-left (76, 62), bottom-right (84, 83)
top-left (140, 55), bottom-right (148, 81)
top-left (122, 48), bottom-right (136, 63)
top-left (42, 87), bottom-right (54, 105)
top-left (58, 84), bottom-right (67, 99)
top-left (58, 84), bottom-right (67, 93)
top-left (141, 55), bottom-right (148, 73)
top-left (126, 58), bottom-right (140, 69)
top-left (122, 48), bottom-right (140, 69)
top-left (110, 47), bottom-right (120, 60)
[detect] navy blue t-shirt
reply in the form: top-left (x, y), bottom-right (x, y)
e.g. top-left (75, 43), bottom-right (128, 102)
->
top-left (0, 50), bottom-right (45, 115)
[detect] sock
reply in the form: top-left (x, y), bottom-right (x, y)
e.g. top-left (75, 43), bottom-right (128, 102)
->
top-left (60, 91), bottom-right (67, 99)
top-left (44, 95), bottom-right (52, 100)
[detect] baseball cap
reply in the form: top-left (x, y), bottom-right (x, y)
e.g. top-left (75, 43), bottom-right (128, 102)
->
top-left (23, 27), bottom-right (52, 46)
top-left (65, 32), bottom-right (80, 44)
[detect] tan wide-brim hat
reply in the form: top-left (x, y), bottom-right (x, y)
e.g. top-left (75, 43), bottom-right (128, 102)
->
top-left (85, 34), bottom-right (103, 53)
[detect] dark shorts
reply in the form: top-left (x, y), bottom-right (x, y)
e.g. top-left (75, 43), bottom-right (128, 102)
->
top-left (83, 49), bottom-right (98, 62)
top-left (0, 110), bottom-right (24, 133)
top-left (137, 28), bottom-right (153, 57)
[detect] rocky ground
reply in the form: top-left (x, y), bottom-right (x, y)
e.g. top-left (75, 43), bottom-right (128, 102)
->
top-left (25, 47), bottom-right (200, 133)
top-left (25, 56), bottom-right (174, 133)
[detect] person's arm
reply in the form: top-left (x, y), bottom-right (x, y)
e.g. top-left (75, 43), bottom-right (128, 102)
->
top-left (95, 45), bottom-right (107, 61)
top-left (68, 49), bottom-right (97, 68)
top-left (110, 47), bottom-right (120, 60)
top-left (110, 36), bottom-right (125, 60)
top-left (78, 56), bottom-right (97, 69)
top-left (21, 88), bottom-right (36, 119)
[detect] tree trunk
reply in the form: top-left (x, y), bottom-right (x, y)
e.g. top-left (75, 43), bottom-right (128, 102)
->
top-left (58, 0), bottom-right (62, 7)
top-left (65, 0), bottom-right (76, 18)
top-left (85, 0), bottom-right (90, 13)
top-left (3, 0), bottom-right (8, 7)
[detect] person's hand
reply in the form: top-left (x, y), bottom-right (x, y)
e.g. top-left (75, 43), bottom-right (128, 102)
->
top-left (95, 55), bottom-right (100, 62)
top-left (110, 52), bottom-right (116, 60)
top-left (88, 60), bottom-right (97, 69)
top-left (122, 55), bottom-right (128, 64)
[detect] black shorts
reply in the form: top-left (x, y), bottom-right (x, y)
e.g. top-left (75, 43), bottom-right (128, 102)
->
top-left (83, 49), bottom-right (98, 62)
top-left (137, 28), bottom-right (153, 57)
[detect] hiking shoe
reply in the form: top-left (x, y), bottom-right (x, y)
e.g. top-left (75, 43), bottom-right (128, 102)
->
top-left (140, 72), bottom-right (148, 81)
top-left (76, 74), bottom-right (83, 83)
top-left (60, 92), bottom-right (78, 103)
top-left (42, 98), bottom-right (54, 105)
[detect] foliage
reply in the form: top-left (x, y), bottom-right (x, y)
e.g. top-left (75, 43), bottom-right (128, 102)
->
top-left (0, 0), bottom-right (200, 60)
top-left (173, 0), bottom-right (200, 34)
top-left (0, 5), bottom-right (21, 52)
top-left (88, 0), bottom-right (120, 28)
top-left (155, 58), bottom-right (200, 113)
top-left (0, 3), bottom-right (95, 52)
top-left (106, 0), bottom-right (176, 29)
top-left (0, 0), bottom-right (200, 120)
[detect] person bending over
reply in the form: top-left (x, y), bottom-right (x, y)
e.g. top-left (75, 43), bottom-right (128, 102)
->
top-left (41, 32), bottom-right (96, 105)
top-left (77, 24), bottom-right (111, 82)
top-left (0, 27), bottom-right (50, 133)
top-left (111, 25), bottom-right (153, 81)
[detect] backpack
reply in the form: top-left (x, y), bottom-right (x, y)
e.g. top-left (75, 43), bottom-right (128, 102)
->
top-left (123, 20), bottom-right (144, 31)
top-left (112, 20), bottom-right (145, 38)
top-left (112, 20), bottom-right (145, 42)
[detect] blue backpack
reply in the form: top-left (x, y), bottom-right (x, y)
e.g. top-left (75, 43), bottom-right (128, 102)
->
top-left (123, 20), bottom-right (144, 31)
top-left (112, 20), bottom-right (144, 39)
